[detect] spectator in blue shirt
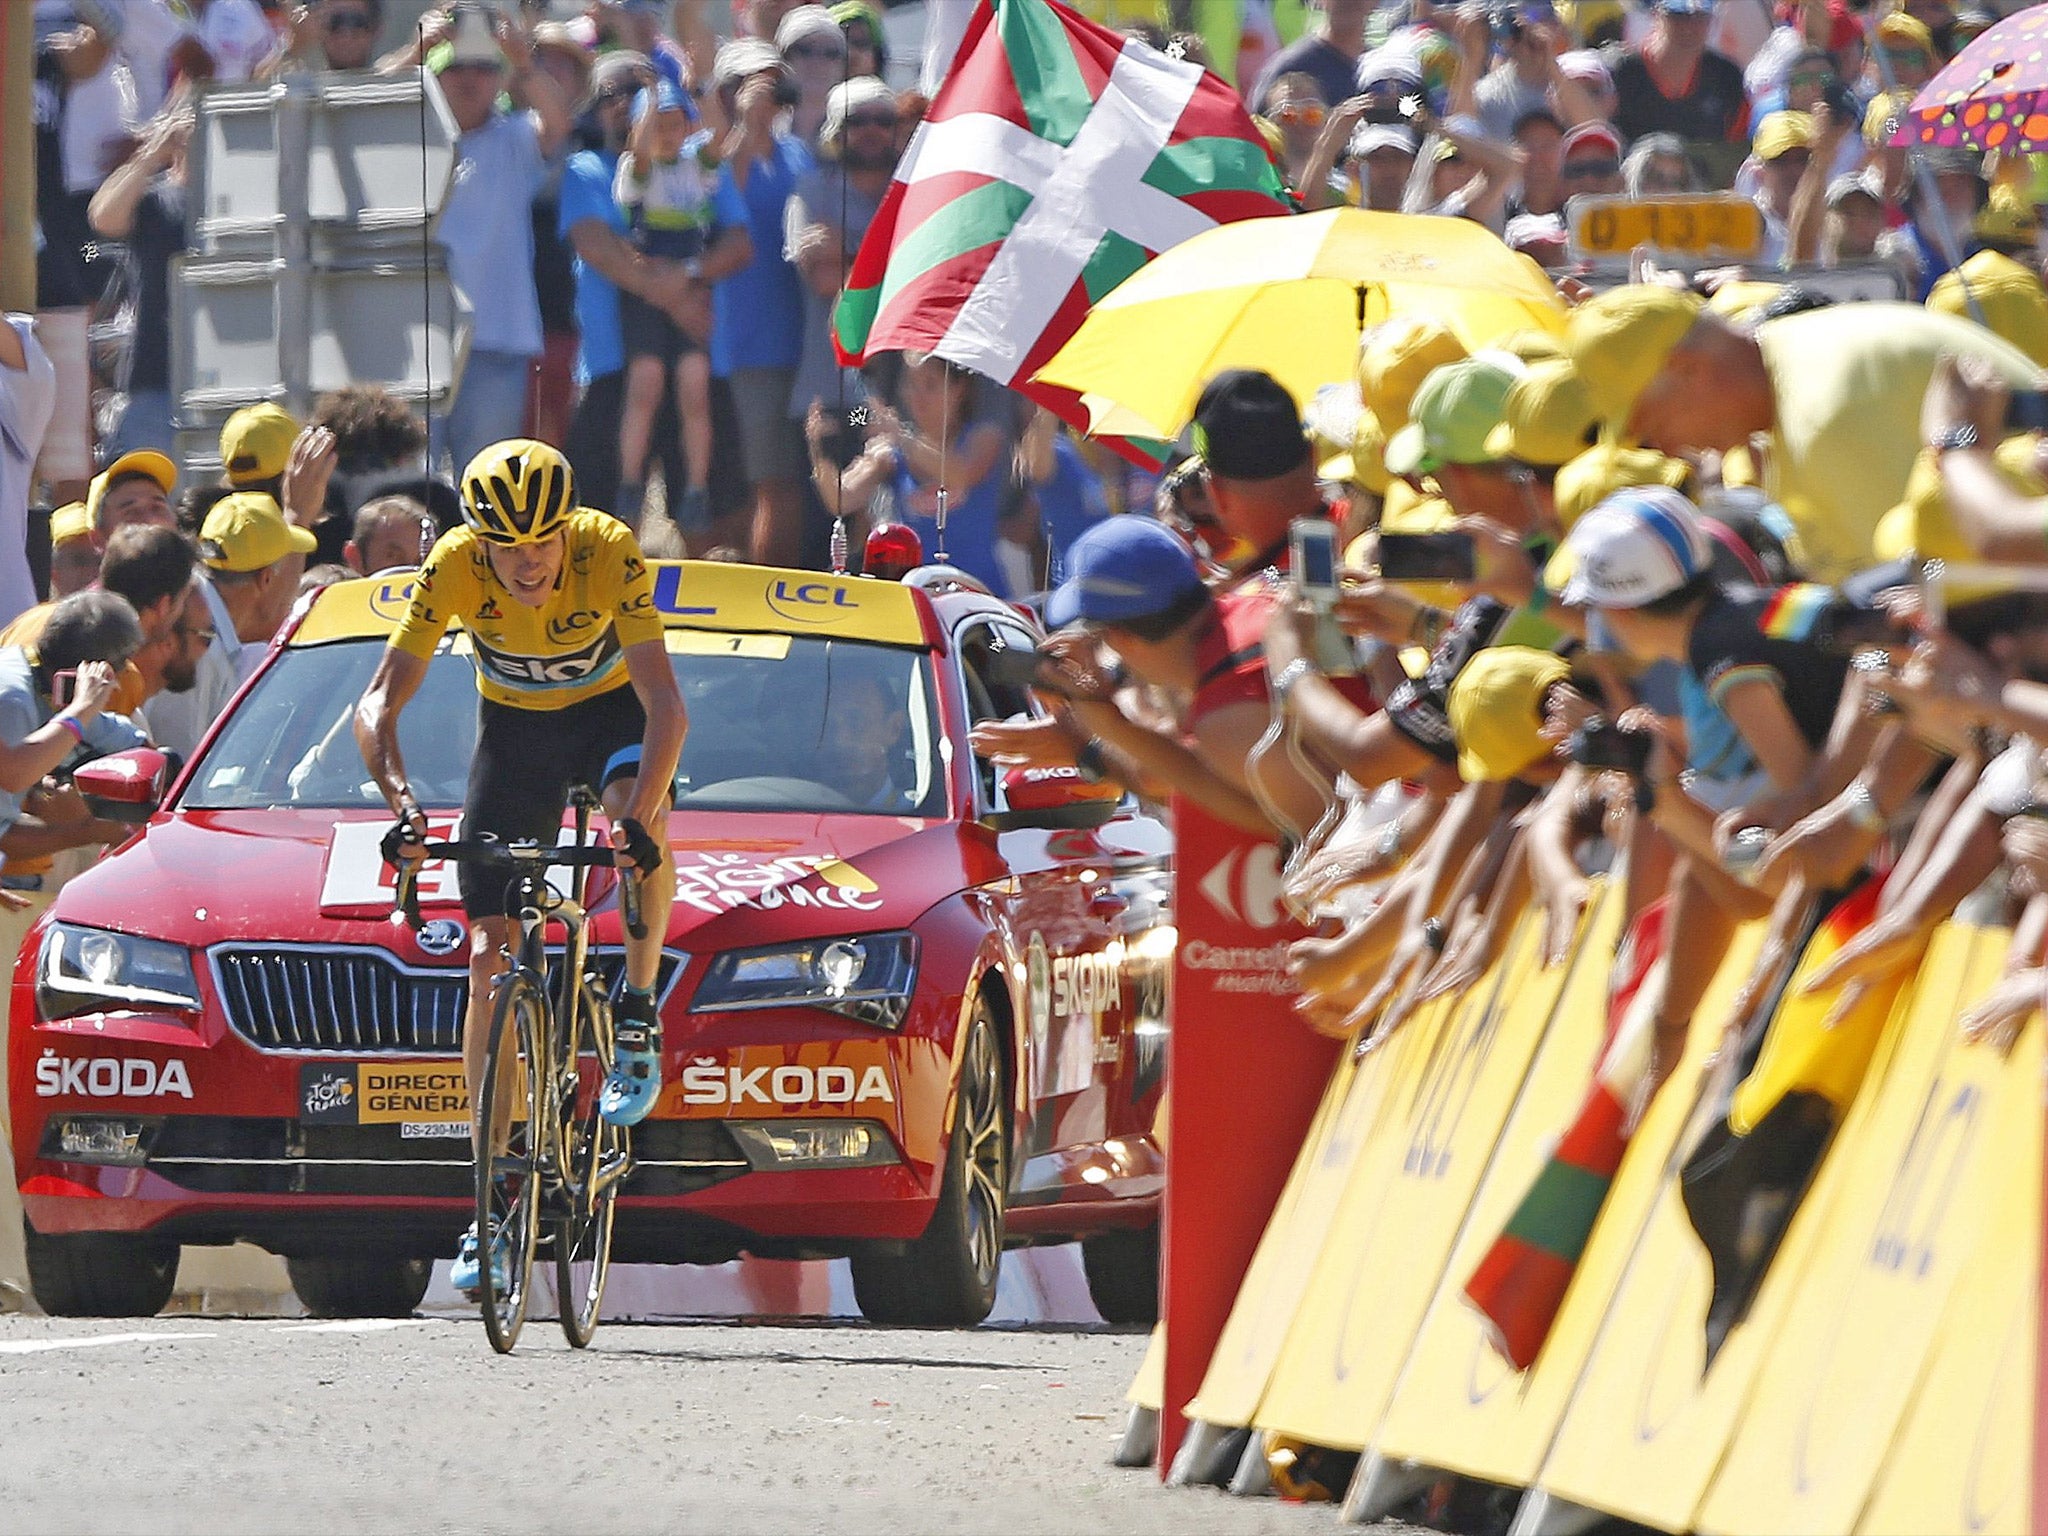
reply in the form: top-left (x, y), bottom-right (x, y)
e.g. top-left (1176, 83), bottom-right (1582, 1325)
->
top-left (559, 52), bottom-right (746, 518)
top-left (385, 11), bottom-right (570, 478)
top-left (708, 40), bottom-right (815, 566)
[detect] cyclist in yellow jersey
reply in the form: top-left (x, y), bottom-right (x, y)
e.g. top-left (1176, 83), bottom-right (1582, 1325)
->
top-left (354, 440), bottom-right (686, 1297)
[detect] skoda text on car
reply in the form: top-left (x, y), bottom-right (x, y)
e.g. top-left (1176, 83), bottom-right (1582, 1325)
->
top-left (10, 562), bottom-right (1171, 1325)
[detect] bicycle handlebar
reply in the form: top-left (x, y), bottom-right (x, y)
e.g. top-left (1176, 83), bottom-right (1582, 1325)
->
top-left (390, 837), bottom-right (648, 941)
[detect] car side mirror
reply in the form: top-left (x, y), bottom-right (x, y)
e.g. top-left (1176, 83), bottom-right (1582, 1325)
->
top-left (74, 748), bottom-right (173, 824)
top-left (984, 766), bottom-right (1121, 832)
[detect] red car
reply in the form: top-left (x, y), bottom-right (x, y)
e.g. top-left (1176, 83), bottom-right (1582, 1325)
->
top-left (12, 562), bottom-right (1170, 1325)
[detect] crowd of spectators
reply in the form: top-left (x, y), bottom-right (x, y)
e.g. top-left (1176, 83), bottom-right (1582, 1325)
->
top-left (10, 0), bottom-right (2048, 1006)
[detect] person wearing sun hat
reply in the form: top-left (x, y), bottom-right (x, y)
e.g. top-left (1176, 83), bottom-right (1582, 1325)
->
top-left (978, 514), bottom-right (1327, 835)
top-left (1565, 280), bottom-right (2038, 580)
top-left (1929, 247), bottom-right (2048, 367)
top-left (1485, 360), bottom-right (1599, 471)
top-left (145, 490), bottom-right (318, 764)
top-left (84, 449), bottom-right (179, 546)
top-left (45, 504), bottom-right (98, 600)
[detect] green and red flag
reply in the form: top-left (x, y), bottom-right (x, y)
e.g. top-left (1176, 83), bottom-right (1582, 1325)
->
top-left (831, 0), bottom-right (1292, 460)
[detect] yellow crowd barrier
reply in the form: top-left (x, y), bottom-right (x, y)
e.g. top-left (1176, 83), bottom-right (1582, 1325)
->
top-left (1141, 890), bottom-right (2036, 1536)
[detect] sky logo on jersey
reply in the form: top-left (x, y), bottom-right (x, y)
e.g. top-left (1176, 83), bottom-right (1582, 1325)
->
top-left (471, 628), bottom-right (621, 689)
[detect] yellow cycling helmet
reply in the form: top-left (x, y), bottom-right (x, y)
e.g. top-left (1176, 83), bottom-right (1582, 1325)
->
top-left (460, 438), bottom-right (576, 545)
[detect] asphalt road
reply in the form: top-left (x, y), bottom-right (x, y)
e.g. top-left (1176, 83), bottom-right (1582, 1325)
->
top-left (0, 1315), bottom-right (1422, 1535)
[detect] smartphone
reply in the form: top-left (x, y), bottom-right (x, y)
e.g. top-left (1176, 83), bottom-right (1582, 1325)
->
top-left (1291, 517), bottom-right (1341, 604)
top-left (1567, 719), bottom-right (1652, 776)
top-left (50, 669), bottom-right (76, 711)
top-left (1356, 99), bottom-right (1415, 126)
top-left (2007, 391), bottom-right (2048, 433)
top-left (1815, 602), bottom-right (1908, 657)
top-left (1377, 530), bottom-right (1476, 583)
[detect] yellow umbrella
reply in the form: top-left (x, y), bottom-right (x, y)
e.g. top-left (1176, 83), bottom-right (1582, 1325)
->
top-left (1033, 208), bottom-right (1568, 439)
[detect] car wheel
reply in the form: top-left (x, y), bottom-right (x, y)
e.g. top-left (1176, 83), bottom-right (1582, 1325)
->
top-left (23, 1221), bottom-right (178, 1318)
top-left (285, 1256), bottom-right (433, 1319)
top-left (1082, 1223), bottom-right (1159, 1325)
top-left (851, 995), bottom-right (1009, 1327)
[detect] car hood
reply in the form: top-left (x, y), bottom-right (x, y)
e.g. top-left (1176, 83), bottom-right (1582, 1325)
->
top-left (52, 809), bottom-right (1005, 953)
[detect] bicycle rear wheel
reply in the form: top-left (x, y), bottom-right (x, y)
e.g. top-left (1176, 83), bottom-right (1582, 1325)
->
top-left (556, 978), bottom-right (627, 1348)
top-left (476, 971), bottom-right (546, 1355)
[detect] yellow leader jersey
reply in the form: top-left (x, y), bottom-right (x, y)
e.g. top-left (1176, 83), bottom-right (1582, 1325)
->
top-left (389, 511), bottom-right (662, 710)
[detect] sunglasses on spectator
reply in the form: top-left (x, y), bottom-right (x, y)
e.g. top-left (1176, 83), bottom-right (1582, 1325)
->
top-left (1272, 103), bottom-right (1326, 128)
top-left (1788, 69), bottom-right (1832, 87)
top-left (325, 13), bottom-right (375, 32)
top-left (786, 42), bottom-right (845, 60)
top-left (594, 84), bottom-right (639, 104)
top-left (175, 622), bottom-right (217, 646)
top-left (1880, 45), bottom-right (1930, 66)
top-left (1562, 156), bottom-right (1620, 177)
top-left (846, 112), bottom-right (898, 130)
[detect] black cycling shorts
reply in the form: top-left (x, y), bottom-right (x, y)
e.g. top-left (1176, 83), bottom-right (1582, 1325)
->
top-left (461, 683), bottom-right (648, 918)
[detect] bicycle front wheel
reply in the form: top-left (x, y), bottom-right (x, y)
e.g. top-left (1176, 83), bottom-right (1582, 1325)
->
top-left (556, 978), bottom-right (627, 1348)
top-left (476, 970), bottom-right (546, 1355)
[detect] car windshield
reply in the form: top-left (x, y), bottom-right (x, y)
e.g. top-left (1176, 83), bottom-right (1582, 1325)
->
top-left (181, 632), bottom-right (947, 818)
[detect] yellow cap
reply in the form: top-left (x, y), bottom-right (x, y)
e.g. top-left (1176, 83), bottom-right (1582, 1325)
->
top-left (1875, 432), bottom-right (2048, 569)
top-left (1552, 440), bottom-right (1693, 528)
top-left (198, 491), bottom-right (318, 572)
top-left (1974, 187), bottom-right (2042, 250)
top-left (1564, 285), bottom-right (1704, 427)
top-left (1752, 110), bottom-right (1816, 163)
top-left (1358, 315), bottom-right (1467, 433)
top-left (1484, 361), bottom-right (1599, 468)
top-left (48, 501), bottom-right (92, 546)
top-left (84, 449), bottom-right (178, 528)
top-left (1253, 115), bottom-right (1285, 162)
top-left (1707, 280), bottom-right (1785, 321)
top-left (1494, 329), bottom-right (1567, 367)
top-left (1447, 646), bottom-right (1571, 783)
top-left (1335, 411), bottom-right (1400, 495)
top-left (1864, 90), bottom-right (1910, 148)
top-left (1929, 250), bottom-right (2048, 367)
top-left (220, 402), bottom-right (301, 485)
top-left (1876, 10), bottom-right (1935, 58)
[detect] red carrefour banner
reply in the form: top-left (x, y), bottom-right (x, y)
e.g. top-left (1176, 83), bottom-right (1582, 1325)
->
top-left (1161, 796), bottom-right (1341, 1472)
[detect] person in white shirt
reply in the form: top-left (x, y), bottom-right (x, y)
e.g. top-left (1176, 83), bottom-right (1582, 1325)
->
top-left (0, 317), bottom-right (58, 630)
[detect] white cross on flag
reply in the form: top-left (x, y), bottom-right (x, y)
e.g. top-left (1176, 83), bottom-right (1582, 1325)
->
top-left (832, 0), bottom-right (1292, 461)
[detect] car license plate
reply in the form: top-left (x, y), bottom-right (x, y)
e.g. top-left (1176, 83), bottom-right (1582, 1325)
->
top-left (1566, 194), bottom-right (1765, 262)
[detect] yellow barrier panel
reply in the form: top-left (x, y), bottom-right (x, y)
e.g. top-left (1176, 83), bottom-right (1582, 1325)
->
top-left (1183, 1030), bottom-right (1377, 1427)
top-left (1855, 1013), bottom-right (2039, 1536)
top-left (1129, 1324), bottom-right (1165, 1411)
top-left (1369, 923), bottom-right (1764, 1488)
top-left (1243, 979), bottom-right (1477, 1449)
top-left (1532, 921), bottom-right (1979, 1530)
top-left (1695, 929), bottom-right (2024, 1536)
top-left (1255, 895), bottom-right (1615, 1451)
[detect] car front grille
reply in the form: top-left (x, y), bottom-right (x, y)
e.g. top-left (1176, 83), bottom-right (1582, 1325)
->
top-left (209, 945), bottom-right (685, 1054)
top-left (122, 1115), bottom-right (747, 1199)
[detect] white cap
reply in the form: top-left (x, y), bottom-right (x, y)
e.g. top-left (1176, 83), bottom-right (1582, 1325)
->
top-left (824, 74), bottom-right (896, 142)
top-left (776, 4), bottom-right (846, 53)
top-left (1349, 123), bottom-right (1419, 159)
top-left (1560, 486), bottom-right (1714, 607)
top-left (713, 37), bottom-right (782, 89)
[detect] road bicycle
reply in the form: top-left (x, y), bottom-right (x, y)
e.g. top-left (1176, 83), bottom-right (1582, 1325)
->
top-left (394, 788), bottom-right (646, 1354)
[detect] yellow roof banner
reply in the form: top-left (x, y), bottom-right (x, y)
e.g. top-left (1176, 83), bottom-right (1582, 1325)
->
top-left (290, 561), bottom-right (931, 648)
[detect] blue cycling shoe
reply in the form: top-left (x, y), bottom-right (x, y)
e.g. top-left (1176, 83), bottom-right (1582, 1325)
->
top-left (449, 1220), bottom-right (509, 1297)
top-left (600, 992), bottom-right (663, 1127)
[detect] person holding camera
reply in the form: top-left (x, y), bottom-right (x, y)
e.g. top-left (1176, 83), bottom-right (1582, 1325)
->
top-left (0, 591), bottom-right (148, 870)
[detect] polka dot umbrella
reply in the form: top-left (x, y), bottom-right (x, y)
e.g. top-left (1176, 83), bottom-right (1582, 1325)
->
top-left (1894, 5), bottom-right (2048, 152)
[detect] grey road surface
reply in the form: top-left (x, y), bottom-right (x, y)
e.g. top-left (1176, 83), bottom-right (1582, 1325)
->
top-left (0, 1315), bottom-right (1419, 1535)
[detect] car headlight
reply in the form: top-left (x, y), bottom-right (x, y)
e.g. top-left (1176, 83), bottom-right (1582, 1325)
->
top-left (690, 933), bottom-right (919, 1029)
top-left (37, 923), bottom-right (203, 1019)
